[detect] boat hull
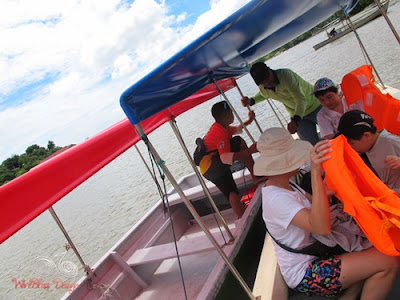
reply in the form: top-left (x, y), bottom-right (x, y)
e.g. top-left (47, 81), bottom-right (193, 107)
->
top-left (62, 170), bottom-right (264, 299)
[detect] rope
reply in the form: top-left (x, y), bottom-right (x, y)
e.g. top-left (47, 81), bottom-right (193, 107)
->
top-left (266, 99), bottom-right (286, 128)
top-left (147, 148), bottom-right (168, 214)
top-left (149, 121), bottom-right (256, 300)
top-left (134, 144), bottom-right (161, 192)
top-left (161, 173), bottom-right (189, 300)
top-left (345, 14), bottom-right (385, 88)
top-left (365, 190), bottom-right (400, 233)
top-left (346, 17), bottom-right (369, 65)
top-left (133, 126), bottom-right (168, 213)
top-left (171, 118), bottom-right (228, 245)
top-left (143, 134), bottom-right (188, 300)
top-left (87, 281), bottom-right (121, 299)
top-left (269, 100), bottom-right (290, 125)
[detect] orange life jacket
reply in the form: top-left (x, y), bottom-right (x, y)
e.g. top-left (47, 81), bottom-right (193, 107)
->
top-left (323, 135), bottom-right (400, 256)
top-left (341, 65), bottom-right (400, 135)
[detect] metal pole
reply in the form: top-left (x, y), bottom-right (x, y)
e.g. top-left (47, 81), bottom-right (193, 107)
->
top-left (266, 99), bottom-right (286, 128)
top-left (270, 99), bottom-right (290, 125)
top-left (134, 124), bottom-right (256, 300)
top-left (48, 207), bottom-right (94, 277)
top-left (168, 120), bottom-right (235, 241)
top-left (134, 144), bottom-right (158, 185)
top-left (373, 0), bottom-right (400, 46)
top-left (213, 79), bottom-right (256, 144)
top-left (235, 83), bottom-right (263, 133)
top-left (346, 15), bottom-right (385, 88)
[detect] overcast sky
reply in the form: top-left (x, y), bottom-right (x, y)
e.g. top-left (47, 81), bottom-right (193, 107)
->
top-left (0, 0), bottom-right (251, 162)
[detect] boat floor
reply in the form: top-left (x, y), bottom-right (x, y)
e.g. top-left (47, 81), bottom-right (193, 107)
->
top-left (136, 208), bottom-right (238, 300)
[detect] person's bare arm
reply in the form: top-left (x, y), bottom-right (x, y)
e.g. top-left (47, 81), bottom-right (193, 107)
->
top-left (291, 140), bottom-right (332, 235)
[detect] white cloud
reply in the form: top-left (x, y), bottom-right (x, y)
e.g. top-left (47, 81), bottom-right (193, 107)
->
top-left (176, 12), bottom-right (187, 23)
top-left (0, 0), bottom-right (250, 161)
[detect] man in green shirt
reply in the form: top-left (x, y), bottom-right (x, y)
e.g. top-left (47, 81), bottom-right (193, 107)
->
top-left (241, 62), bottom-right (321, 145)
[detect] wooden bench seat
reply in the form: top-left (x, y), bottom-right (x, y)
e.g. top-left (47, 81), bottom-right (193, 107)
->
top-left (127, 233), bottom-right (226, 266)
top-left (253, 234), bottom-right (288, 300)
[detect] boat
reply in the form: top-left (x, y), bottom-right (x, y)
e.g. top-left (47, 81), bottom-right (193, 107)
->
top-left (1, 78), bottom-right (264, 300)
top-left (1, 0), bottom-right (400, 299)
top-left (313, 1), bottom-right (390, 50)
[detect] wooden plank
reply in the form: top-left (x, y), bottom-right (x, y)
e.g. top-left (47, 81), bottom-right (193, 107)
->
top-left (110, 252), bottom-right (149, 287)
top-left (252, 234), bottom-right (288, 300)
top-left (127, 233), bottom-right (226, 266)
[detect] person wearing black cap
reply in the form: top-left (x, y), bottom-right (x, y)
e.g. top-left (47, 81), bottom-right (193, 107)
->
top-left (337, 110), bottom-right (400, 195)
top-left (241, 62), bottom-right (321, 145)
top-left (254, 128), bottom-right (399, 299)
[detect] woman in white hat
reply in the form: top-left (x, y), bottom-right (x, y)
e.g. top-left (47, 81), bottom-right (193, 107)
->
top-left (254, 127), bottom-right (399, 299)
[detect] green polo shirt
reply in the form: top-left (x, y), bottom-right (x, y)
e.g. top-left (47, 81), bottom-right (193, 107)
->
top-left (252, 69), bottom-right (320, 118)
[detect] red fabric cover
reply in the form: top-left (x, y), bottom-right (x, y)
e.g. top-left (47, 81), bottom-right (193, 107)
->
top-left (0, 78), bottom-right (237, 244)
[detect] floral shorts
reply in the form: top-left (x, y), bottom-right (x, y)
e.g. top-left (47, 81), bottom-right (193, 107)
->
top-left (294, 255), bottom-right (342, 297)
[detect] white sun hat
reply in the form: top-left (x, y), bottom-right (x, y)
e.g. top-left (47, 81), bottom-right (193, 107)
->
top-left (254, 127), bottom-right (312, 176)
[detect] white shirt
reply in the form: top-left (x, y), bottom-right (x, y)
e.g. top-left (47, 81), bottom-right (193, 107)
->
top-left (367, 130), bottom-right (400, 196)
top-left (317, 96), bottom-right (364, 138)
top-left (261, 184), bottom-right (316, 288)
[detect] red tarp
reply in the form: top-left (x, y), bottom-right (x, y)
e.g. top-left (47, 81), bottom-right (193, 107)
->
top-left (0, 78), bottom-right (237, 244)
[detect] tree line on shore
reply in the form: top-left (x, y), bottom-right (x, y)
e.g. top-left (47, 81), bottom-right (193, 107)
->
top-left (255, 0), bottom-right (377, 62)
top-left (0, 0), bottom-right (378, 187)
top-left (0, 141), bottom-right (64, 186)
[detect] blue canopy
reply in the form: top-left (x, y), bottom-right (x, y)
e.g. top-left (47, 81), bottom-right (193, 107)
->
top-left (120, 0), bottom-right (357, 125)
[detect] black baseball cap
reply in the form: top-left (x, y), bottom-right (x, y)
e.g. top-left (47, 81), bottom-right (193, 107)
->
top-left (337, 110), bottom-right (375, 139)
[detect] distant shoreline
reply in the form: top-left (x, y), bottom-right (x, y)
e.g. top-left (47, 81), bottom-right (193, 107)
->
top-left (257, 0), bottom-right (392, 63)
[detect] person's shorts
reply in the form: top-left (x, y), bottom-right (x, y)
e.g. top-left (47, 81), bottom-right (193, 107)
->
top-left (201, 136), bottom-right (244, 198)
top-left (202, 153), bottom-right (238, 199)
top-left (294, 255), bottom-right (342, 297)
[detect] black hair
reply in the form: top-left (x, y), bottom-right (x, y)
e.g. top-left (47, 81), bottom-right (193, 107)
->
top-left (341, 124), bottom-right (377, 140)
top-left (314, 86), bottom-right (338, 98)
top-left (250, 62), bottom-right (270, 85)
top-left (211, 101), bottom-right (231, 122)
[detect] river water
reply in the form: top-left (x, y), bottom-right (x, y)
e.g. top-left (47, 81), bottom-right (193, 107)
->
top-left (2, 2), bottom-right (400, 299)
